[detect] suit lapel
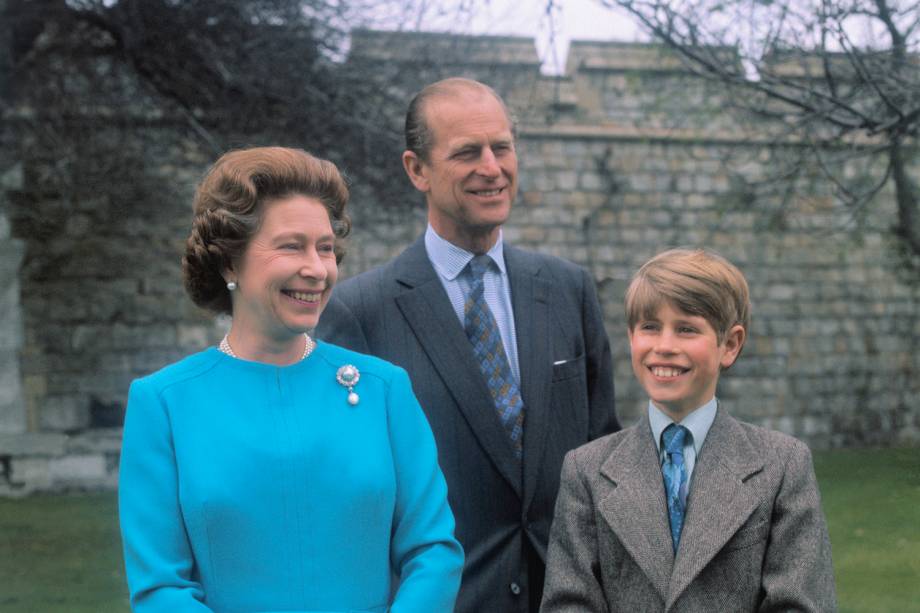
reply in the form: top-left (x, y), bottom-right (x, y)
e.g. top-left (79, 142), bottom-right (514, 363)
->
top-left (392, 238), bottom-right (523, 497)
top-left (505, 247), bottom-right (552, 512)
top-left (666, 407), bottom-right (765, 608)
top-left (597, 420), bottom-right (674, 603)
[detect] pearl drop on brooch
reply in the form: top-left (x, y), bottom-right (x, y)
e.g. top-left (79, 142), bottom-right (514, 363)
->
top-left (336, 364), bottom-right (361, 407)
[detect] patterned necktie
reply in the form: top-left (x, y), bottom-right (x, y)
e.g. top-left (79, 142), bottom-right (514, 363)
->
top-left (661, 424), bottom-right (690, 553)
top-left (463, 255), bottom-right (525, 457)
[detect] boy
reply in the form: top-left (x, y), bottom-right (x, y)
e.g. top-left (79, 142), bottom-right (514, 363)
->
top-left (541, 248), bottom-right (836, 612)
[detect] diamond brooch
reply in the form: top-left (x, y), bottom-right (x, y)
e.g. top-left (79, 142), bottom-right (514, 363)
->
top-left (336, 364), bottom-right (361, 406)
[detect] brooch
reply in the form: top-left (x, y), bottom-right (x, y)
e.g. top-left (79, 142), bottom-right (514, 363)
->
top-left (336, 364), bottom-right (361, 406)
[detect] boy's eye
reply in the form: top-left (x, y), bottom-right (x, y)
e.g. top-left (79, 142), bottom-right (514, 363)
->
top-left (640, 323), bottom-right (659, 331)
top-left (678, 326), bottom-right (698, 334)
top-left (318, 243), bottom-right (335, 254)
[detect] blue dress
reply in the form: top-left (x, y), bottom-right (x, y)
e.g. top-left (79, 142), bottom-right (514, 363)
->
top-left (119, 341), bottom-right (464, 612)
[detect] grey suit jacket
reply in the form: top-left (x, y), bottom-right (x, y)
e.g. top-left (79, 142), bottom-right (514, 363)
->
top-left (541, 407), bottom-right (837, 612)
top-left (317, 236), bottom-right (619, 613)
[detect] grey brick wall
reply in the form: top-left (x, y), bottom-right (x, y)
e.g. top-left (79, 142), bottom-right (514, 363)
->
top-left (2, 32), bottom-right (918, 495)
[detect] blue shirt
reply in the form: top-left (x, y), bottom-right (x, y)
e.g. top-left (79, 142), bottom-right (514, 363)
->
top-left (649, 397), bottom-right (718, 487)
top-left (424, 225), bottom-right (521, 383)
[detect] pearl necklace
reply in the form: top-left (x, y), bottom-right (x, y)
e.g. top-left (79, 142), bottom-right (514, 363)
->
top-left (219, 333), bottom-right (315, 362)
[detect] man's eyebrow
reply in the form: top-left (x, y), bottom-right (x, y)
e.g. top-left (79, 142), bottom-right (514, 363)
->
top-left (448, 142), bottom-right (481, 156)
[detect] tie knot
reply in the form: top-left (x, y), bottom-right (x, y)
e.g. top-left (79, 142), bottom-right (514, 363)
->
top-left (468, 255), bottom-right (492, 281)
top-left (662, 424), bottom-right (689, 455)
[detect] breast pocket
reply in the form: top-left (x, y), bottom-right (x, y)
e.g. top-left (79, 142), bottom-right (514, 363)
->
top-left (552, 354), bottom-right (585, 381)
top-left (723, 516), bottom-right (770, 552)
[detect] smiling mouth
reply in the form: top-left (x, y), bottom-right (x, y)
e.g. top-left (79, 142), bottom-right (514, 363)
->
top-left (283, 290), bottom-right (322, 303)
top-left (469, 187), bottom-right (505, 197)
top-left (649, 366), bottom-right (688, 378)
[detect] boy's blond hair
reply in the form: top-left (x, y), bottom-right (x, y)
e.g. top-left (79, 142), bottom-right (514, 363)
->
top-left (625, 248), bottom-right (751, 346)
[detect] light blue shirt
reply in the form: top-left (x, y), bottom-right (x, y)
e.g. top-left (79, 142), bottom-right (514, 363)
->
top-left (649, 397), bottom-right (718, 487)
top-left (424, 225), bottom-right (521, 383)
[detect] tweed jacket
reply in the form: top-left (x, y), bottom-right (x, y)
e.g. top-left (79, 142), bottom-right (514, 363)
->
top-left (316, 235), bottom-right (619, 613)
top-left (541, 407), bottom-right (837, 612)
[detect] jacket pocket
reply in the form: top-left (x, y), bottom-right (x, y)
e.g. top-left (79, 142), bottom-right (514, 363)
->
top-left (723, 517), bottom-right (769, 552)
top-left (551, 354), bottom-right (585, 381)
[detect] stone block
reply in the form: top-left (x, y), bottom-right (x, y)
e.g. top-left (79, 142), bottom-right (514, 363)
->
top-left (556, 170), bottom-right (577, 191)
top-left (10, 457), bottom-right (52, 489)
top-left (578, 172), bottom-right (604, 191)
top-left (49, 454), bottom-right (107, 483)
top-left (0, 432), bottom-right (67, 455)
top-left (0, 162), bottom-right (23, 190)
top-left (67, 428), bottom-right (123, 455)
top-left (178, 324), bottom-right (209, 349)
top-left (40, 395), bottom-right (91, 431)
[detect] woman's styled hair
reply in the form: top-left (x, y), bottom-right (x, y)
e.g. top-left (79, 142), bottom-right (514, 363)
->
top-left (625, 247), bottom-right (751, 346)
top-left (182, 147), bottom-right (351, 314)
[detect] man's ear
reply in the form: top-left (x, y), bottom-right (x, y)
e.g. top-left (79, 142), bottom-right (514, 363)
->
top-left (720, 324), bottom-right (746, 369)
top-left (402, 150), bottom-right (430, 193)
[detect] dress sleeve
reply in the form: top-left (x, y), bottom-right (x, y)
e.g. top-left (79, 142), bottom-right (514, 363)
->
top-left (118, 378), bottom-right (213, 612)
top-left (385, 368), bottom-right (464, 612)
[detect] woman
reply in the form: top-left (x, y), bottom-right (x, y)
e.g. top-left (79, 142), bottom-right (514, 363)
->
top-left (118, 147), bottom-right (463, 612)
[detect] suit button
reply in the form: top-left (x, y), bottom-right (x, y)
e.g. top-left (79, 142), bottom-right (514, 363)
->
top-left (509, 582), bottom-right (522, 596)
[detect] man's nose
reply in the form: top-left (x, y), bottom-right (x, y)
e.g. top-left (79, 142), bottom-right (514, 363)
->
top-left (477, 148), bottom-right (501, 178)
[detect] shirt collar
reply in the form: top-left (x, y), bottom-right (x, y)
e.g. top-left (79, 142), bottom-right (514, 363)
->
top-left (648, 396), bottom-right (718, 457)
top-left (424, 224), bottom-right (507, 281)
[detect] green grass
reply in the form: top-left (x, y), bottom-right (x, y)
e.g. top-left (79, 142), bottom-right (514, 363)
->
top-left (0, 448), bottom-right (917, 612)
top-left (0, 491), bottom-right (128, 613)
top-left (813, 447), bottom-right (920, 613)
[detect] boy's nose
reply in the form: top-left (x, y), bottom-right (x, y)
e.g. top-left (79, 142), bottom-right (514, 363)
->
top-left (653, 332), bottom-right (678, 353)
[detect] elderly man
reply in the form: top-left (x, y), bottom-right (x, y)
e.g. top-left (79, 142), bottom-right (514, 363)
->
top-left (317, 77), bottom-right (619, 613)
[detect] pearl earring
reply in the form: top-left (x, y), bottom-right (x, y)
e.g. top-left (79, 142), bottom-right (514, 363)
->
top-left (227, 281), bottom-right (237, 291)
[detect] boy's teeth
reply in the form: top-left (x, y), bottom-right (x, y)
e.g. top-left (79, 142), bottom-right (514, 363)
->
top-left (652, 366), bottom-right (683, 378)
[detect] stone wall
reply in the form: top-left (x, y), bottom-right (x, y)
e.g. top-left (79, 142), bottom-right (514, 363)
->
top-left (1, 31), bottom-right (918, 495)
top-left (0, 128), bottom-right (27, 436)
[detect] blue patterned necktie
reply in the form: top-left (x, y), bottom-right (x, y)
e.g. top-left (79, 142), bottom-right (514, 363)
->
top-left (463, 255), bottom-right (525, 457)
top-left (662, 424), bottom-right (690, 553)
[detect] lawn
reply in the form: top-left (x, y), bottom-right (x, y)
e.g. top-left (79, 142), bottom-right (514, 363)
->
top-left (0, 447), bottom-right (917, 612)
top-left (812, 447), bottom-right (920, 612)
